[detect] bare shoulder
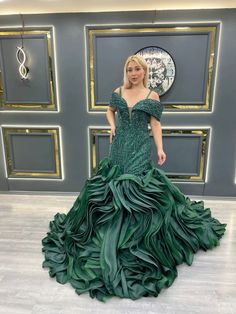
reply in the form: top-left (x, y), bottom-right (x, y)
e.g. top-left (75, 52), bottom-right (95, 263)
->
top-left (149, 90), bottom-right (160, 101)
top-left (114, 86), bottom-right (122, 94)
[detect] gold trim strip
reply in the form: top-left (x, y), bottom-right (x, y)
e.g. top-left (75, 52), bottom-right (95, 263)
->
top-left (2, 127), bottom-right (61, 178)
top-left (88, 26), bottom-right (217, 111)
top-left (90, 128), bottom-right (209, 181)
top-left (0, 30), bottom-right (56, 111)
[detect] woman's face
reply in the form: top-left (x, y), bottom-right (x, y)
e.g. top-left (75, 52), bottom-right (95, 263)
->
top-left (126, 60), bottom-right (145, 86)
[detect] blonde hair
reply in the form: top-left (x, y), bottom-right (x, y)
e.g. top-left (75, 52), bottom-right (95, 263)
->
top-left (123, 55), bottom-right (149, 89)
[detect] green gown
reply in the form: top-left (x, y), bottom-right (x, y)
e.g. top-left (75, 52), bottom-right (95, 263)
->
top-left (42, 89), bottom-right (226, 302)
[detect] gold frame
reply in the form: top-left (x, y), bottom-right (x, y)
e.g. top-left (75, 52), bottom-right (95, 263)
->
top-left (88, 26), bottom-right (217, 111)
top-left (90, 128), bottom-right (209, 181)
top-left (0, 29), bottom-right (56, 110)
top-left (2, 127), bottom-right (61, 178)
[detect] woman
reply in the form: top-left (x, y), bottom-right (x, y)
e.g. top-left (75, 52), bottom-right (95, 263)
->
top-left (106, 54), bottom-right (166, 172)
top-left (42, 55), bottom-right (226, 302)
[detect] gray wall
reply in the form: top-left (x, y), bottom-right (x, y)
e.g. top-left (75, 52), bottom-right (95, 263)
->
top-left (0, 9), bottom-right (235, 196)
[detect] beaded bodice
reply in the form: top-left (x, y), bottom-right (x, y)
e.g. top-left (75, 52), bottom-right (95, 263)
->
top-left (108, 91), bottom-right (163, 175)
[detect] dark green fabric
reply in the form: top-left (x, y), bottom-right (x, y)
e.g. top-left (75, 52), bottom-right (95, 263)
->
top-left (42, 93), bottom-right (226, 302)
top-left (109, 92), bottom-right (163, 175)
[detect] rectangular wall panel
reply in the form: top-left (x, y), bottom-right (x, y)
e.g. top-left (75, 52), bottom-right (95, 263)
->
top-left (90, 128), bottom-right (209, 182)
top-left (0, 30), bottom-right (56, 110)
top-left (2, 127), bottom-right (61, 178)
top-left (87, 26), bottom-right (217, 111)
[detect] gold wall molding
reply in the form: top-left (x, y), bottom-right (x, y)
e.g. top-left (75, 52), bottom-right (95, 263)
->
top-left (89, 127), bottom-right (209, 182)
top-left (0, 29), bottom-right (56, 111)
top-left (2, 127), bottom-right (61, 178)
top-left (88, 25), bottom-right (217, 111)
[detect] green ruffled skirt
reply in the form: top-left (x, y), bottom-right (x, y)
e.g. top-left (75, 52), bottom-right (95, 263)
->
top-left (42, 158), bottom-right (226, 301)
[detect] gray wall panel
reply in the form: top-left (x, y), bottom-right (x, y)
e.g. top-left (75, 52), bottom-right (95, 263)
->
top-left (152, 135), bottom-right (202, 176)
top-left (95, 134), bottom-right (110, 163)
top-left (92, 131), bottom-right (206, 179)
top-left (10, 134), bottom-right (55, 172)
top-left (0, 35), bottom-right (51, 103)
top-left (94, 33), bottom-right (210, 104)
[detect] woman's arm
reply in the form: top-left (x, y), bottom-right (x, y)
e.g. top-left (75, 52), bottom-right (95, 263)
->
top-left (150, 117), bottom-right (166, 165)
top-left (106, 87), bottom-right (120, 143)
top-left (149, 90), bottom-right (166, 166)
top-left (106, 107), bottom-right (116, 144)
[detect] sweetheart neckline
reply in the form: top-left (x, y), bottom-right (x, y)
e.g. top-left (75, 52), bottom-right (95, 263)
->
top-left (112, 91), bottom-right (160, 110)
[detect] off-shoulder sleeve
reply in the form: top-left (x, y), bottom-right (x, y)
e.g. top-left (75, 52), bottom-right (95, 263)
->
top-left (108, 92), bottom-right (117, 110)
top-left (135, 99), bottom-right (163, 121)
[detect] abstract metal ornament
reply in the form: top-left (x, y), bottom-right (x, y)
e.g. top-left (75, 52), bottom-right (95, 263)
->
top-left (16, 46), bottom-right (29, 80)
top-left (136, 46), bottom-right (176, 96)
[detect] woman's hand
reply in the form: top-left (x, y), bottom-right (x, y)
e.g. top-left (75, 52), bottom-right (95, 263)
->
top-left (109, 126), bottom-right (116, 144)
top-left (157, 150), bottom-right (166, 166)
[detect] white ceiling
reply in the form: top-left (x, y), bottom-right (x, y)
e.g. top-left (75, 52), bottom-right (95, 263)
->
top-left (0, 0), bottom-right (236, 15)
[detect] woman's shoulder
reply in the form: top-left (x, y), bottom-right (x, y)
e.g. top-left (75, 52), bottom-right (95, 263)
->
top-left (113, 86), bottom-right (123, 94)
top-left (148, 90), bottom-right (160, 101)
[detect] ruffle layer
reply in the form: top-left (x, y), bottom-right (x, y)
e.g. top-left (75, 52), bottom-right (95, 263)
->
top-left (42, 158), bottom-right (226, 301)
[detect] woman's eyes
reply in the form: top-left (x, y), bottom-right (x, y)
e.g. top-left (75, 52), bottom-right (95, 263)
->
top-left (127, 67), bottom-right (141, 72)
